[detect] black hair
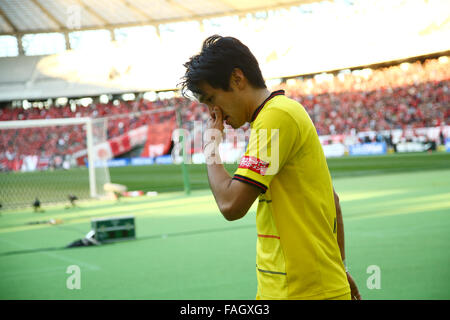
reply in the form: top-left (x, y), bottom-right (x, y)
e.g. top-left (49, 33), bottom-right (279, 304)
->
top-left (179, 35), bottom-right (266, 100)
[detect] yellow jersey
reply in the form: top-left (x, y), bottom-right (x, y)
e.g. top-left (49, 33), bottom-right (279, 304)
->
top-left (233, 90), bottom-right (350, 299)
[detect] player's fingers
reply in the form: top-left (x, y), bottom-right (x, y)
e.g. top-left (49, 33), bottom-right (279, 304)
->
top-left (351, 287), bottom-right (362, 300)
top-left (346, 272), bottom-right (362, 300)
top-left (208, 105), bottom-right (216, 120)
top-left (213, 106), bottom-right (223, 123)
top-left (205, 116), bottom-right (215, 131)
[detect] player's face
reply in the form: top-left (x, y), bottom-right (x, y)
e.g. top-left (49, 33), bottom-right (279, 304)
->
top-left (198, 82), bottom-right (246, 129)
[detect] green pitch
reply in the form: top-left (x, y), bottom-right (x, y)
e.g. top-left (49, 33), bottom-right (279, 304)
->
top-left (0, 152), bottom-right (449, 299)
top-left (2, 152), bottom-right (449, 209)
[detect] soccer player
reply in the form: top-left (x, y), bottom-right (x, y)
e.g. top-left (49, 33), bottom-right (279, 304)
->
top-left (181, 35), bottom-right (361, 300)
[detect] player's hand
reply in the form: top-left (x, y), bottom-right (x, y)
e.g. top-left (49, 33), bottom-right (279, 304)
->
top-left (204, 106), bottom-right (224, 160)
top-left (346, 272), bottom-right (362, 300)
top-left (204, 106), bottom-right (224, 148)
top-left (206, 106), bottom-right (225, 133)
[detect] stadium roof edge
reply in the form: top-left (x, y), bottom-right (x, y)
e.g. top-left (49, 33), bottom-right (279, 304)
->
top-left (268, 49), bottom-right (450, 81)
top-left (0, 0), bottom-right (320, 37)
top-left (0, 49), bottom-right (448, 103)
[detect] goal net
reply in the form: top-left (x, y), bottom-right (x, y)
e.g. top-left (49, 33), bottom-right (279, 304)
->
top-left (0, 117), bottom-right (110, 210)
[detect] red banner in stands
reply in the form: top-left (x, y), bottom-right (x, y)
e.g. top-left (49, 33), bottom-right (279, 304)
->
top-left (109, 135), bottom-right (131, 155)
top-left (105, 125), bottom-right (149, 158)
top-left (1, 159), bottom-right (22, 171)
top-left (141, 118), bottom-right (176, 158)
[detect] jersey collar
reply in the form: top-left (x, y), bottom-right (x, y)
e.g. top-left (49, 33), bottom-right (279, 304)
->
top-left (251, 90), bottom-right (285, 122)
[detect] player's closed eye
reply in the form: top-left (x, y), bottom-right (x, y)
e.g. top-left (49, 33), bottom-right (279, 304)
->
top-left (206, 95), bottom-right (214, 104)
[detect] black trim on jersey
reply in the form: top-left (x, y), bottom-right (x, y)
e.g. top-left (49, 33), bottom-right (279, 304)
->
top-left (251, 90), bottom-right (285, 122)
top-left (232, 174), bottom-right (268, 193)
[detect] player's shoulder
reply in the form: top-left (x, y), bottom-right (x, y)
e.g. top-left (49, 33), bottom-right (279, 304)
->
top-left (256, 95), bottom-right (304, 126)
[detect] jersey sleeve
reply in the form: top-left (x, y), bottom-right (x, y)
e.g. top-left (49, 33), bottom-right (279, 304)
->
top-left (233, 108), bottom-right (299, 193)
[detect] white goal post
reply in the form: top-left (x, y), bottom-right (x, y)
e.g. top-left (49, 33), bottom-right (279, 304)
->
top-left (0, 117), bottom-right (110, 208)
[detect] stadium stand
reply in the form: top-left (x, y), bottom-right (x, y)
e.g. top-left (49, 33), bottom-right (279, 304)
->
top-left (1, 56), bottom-right (448, 172)
top-left (277, 57), bottom-right (450, 135)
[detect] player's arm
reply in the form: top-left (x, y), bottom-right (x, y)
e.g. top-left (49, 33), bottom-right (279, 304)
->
top-left (206, 162), bottom-right (261, 221)
top-left (334, 187), bottom-right (362, 300)
top-left (334, 188), bottom-right (345, 261)
top-left (204, 106), bottom-right (260, 221)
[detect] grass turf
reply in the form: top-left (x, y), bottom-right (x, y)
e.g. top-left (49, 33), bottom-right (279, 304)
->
top-left (2, 152), bottom-right (450, 209)
top-left (0, 152), bottom-right (449, 299)
top-left (109, 151), bottom-right (450, 191)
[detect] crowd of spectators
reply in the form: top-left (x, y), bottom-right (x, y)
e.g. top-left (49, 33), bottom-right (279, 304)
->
top-left (276, 57), bottom-right (450, 135)
top-left (299, 58), bottom-right (447, 135)
top-left (0, 56), bottom-right (449, 170)
top-left (0, 98), bottom-right (177, 170)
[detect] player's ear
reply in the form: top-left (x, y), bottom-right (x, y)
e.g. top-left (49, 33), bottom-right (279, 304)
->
top-left (230, 68), bottom-right (246, 90)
